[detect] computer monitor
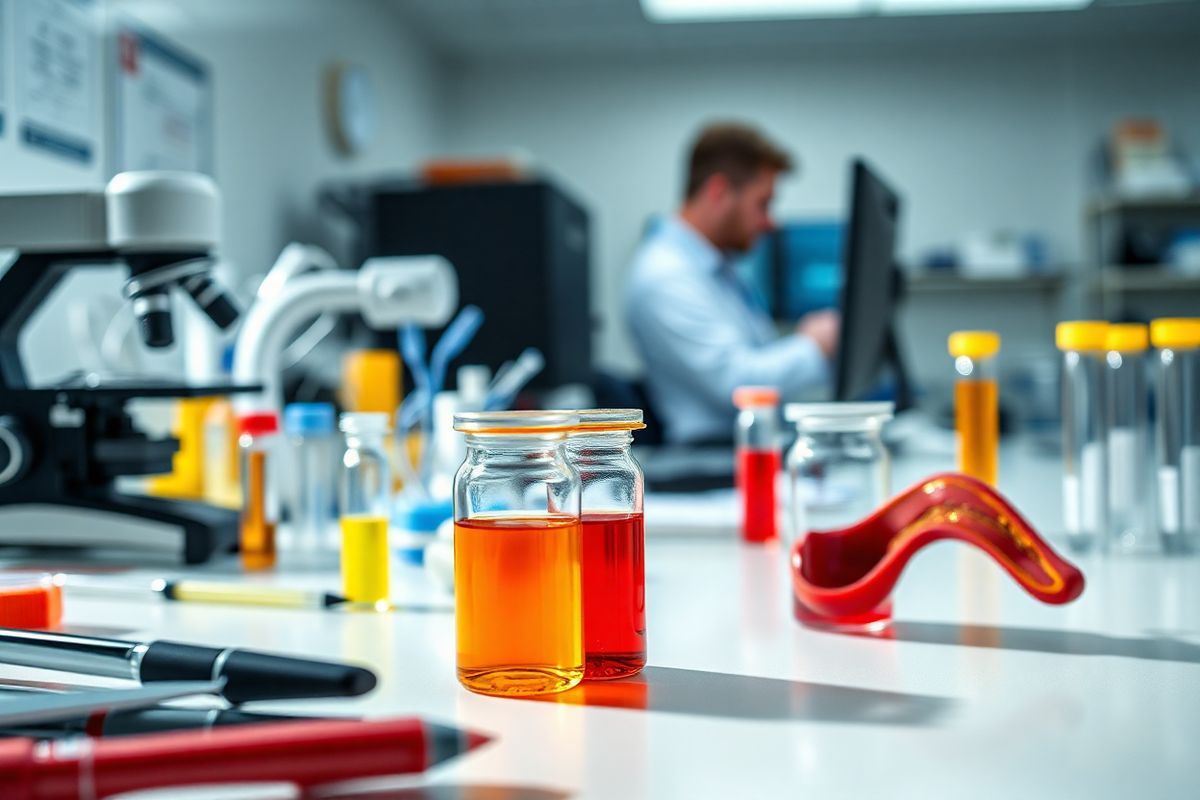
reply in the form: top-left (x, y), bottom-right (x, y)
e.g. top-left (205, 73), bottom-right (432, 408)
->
top-left (835, 159), bottom-right (913, 409)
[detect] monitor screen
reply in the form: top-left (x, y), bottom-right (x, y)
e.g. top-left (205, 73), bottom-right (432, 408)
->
top-left (835, 159), bottom-right (906, 405)
top-left (739, 221), bottom-right (844, 321)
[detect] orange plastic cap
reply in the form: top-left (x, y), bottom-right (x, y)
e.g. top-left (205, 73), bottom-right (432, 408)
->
top-left (733, 386), bottom-right (781, 409)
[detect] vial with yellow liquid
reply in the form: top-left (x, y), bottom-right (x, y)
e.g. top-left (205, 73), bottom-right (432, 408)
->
top-left (949, 331), bottom-right (1000, 486)
top-left (452, 411), bottom-right (584, 697)
top-left (339, 413), bottom-right (392, 609)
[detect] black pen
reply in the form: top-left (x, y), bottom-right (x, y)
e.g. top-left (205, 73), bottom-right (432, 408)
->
top-left (0, 628), bottom-right (377, 704)
top-left (0, 706), bottom-right (332, 739)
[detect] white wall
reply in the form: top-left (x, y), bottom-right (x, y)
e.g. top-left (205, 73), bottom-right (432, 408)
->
top-left (439, 40), bottom-right (1200, 379)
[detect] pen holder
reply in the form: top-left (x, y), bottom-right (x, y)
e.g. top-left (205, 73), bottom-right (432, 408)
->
top-left (791, 472), bottom-right (1085, 633)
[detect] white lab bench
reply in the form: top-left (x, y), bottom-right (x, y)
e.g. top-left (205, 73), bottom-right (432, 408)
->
top-left (2, 432), bottom-right (1198, 799)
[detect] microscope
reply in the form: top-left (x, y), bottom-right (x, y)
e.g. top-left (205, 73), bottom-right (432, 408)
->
top-left (0, 172), bottom-right (255, 564)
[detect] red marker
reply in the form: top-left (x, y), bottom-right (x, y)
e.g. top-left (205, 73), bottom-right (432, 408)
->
top-left (0, 716), bottom-right (491, 799)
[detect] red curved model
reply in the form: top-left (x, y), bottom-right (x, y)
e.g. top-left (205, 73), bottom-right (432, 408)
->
top-left (791, 473), bottom-right (1085, 628)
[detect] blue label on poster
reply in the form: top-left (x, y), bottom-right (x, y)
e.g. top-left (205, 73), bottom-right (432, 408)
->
top-left (21, 121), bottom-right (93, 163)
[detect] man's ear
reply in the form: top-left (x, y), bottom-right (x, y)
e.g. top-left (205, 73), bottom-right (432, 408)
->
top-left (705, 173), bottom-right (731, 203)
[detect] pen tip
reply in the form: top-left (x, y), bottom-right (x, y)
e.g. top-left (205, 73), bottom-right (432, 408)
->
top-left (424, 722), bottom-right (493, 764)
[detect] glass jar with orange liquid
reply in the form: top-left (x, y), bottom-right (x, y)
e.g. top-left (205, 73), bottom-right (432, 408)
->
top-left (566, 409), bottom-right (647, 681)
top-left (238, 412), bottom-right (280, 571)
top-left (452, 410), bottom-right (583, 696)
top-left (948, 331), bottom-right (1001, 486)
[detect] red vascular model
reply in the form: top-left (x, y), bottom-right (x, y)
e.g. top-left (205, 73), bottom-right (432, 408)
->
top-left (792, 472), bottom-right (1085, 629)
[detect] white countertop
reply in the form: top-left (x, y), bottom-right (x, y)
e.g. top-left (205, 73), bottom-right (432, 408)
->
top-left (2, 431), bottom-right (1198, 799)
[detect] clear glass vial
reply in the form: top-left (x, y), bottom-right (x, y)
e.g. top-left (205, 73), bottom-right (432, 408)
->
top-left (452, 410), bottom-right (583, 696)
top-left (567, 409), bottom-right (647, 681)
top-left (339, 412), bottom-right (393, 609)
top-left (785, 402), bottom-right (894, 629)
top-left (1151, 318), bottom-right (1200, 554)
top-left (948, 331), bottom-right (1000, 486)
top-left (785, 402), bottom-right (894, 544)
top-left (284, 402), bottom-right (337, 560)
top-left (1104, 324), bottom-right (1154, 555)
top-left (1056, 321), bottom-right (1109, 554)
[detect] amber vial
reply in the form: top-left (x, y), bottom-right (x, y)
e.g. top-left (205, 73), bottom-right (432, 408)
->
top-left (949, 331), bottom-right (1000, 487)
top-left (452, 411), bottom-right (583, 696)
top-left (238, 412), bottom-right (279, 571)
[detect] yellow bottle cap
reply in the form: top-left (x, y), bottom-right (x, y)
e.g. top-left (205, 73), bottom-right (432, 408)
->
top-left (1056, 321), bottom-right (1108, 352)
top-left (1105, 323), bottom-right (1149, 353)
top-left (948, 331), bottom-right (1000, 359)
top-left (1150, 318), bottom-right (1200, 349)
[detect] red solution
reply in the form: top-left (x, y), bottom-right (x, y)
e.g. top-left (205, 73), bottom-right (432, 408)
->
top-left (737, 447), bottom-right (780, 542)
top-left (582, 512), bottom-right (646, 679)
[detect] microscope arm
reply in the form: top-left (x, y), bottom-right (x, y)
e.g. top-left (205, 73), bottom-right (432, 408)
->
top-left (232, 255), bottom-right (458, 412)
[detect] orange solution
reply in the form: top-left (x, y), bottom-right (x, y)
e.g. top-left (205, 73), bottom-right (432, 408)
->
top-left (737, 447), bottom-right (780, 542)
top-left (454, 513), bottom-right (583, 695)
top-left (955, 379), bottom-right (999, 486)
top-left (240, 449), bottom-right (276, 570)
top-left (582, 511), bottom-right (646, 679)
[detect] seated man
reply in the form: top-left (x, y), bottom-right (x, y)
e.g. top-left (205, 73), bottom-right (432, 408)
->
top-left (625, 121), bottom-right (839, 445)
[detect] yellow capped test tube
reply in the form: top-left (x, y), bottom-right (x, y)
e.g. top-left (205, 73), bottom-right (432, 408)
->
top-left (949, 331), bottom-right (1001, 486)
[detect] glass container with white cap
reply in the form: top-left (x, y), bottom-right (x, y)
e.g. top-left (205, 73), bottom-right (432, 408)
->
top-left (785, 402), bottom-right (894, 543)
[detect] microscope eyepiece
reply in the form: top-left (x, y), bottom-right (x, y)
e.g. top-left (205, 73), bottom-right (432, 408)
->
top-left (130, 290), bottom-right (175, 348)
top-left (123, 254), bottom-right (241, 348)
top-left (180, 273), bottom-right (241, 330)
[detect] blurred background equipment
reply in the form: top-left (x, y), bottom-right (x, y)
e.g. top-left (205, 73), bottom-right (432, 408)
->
top-left (319, 177), bottom-right (591, 390)
top-left (0, 172), bottom-right (256, 564)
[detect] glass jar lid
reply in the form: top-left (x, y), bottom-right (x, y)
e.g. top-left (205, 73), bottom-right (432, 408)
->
top-left (567, 408), bottom-right (646, 433)
top-left (784, 402), bottom-right (894, 432)
top-left (453, 410), bottom-right (579, 434)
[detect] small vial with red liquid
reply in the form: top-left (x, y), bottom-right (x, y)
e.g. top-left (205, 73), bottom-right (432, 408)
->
top-left (733, 387), bottom-right (782, 543)
top-left (567, 409), bottom-right (647, 680)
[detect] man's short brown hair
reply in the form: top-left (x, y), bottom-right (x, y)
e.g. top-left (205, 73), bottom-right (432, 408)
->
top-left (685, 122), bottom-right (794, 199)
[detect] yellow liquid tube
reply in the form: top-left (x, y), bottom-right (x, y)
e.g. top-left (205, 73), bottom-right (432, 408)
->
top-left (341, 515), bottom-right (391, 607)
top-left (949, 331), bottom-right (1001, 487)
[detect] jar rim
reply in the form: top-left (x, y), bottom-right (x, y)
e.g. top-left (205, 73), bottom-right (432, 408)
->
top-left (453, 409), bottom-right (579, 434)
top-left (784, 402), bottom-right (894, 426)
top-left (559, 408), bottom-right (646, 433)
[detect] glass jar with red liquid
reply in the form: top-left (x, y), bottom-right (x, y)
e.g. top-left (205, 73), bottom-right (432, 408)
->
top-left (567, 409), bottom-right (647, 680)
top-left (733, 387), bottom-right (782, 543)
top-left (785, 402), bottom-right (894, 631)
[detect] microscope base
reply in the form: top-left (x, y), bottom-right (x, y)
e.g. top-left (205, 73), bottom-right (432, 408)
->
top-left (0, 497), bottom-right (238, 565)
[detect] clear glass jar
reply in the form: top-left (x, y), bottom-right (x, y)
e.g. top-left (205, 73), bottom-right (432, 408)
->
top-left (238, 412), bottom-right (279, 571)
top-left (1104, 324), bottom-right (1153, 555)
top-left (785, 402), bottom-right (894, 630)
top-left (1057, 321), bottom-right (1109, 554)
top-left (566, 408), bottom-right (646, 681)
top-left (733, 386), bottom-right (782, 542)
top-left (452, 410), bottom-right (583, 696)
top-left (339, 412), bottom-right (392, 609)
top-left (948, 331), bottom-right (1000, 486)
top-left (1152, 318), bottom-right (1200, 554)
top-left (785, 402), bottom-right (894, 541)
top-left (284, 402), bottom-right (337, 560)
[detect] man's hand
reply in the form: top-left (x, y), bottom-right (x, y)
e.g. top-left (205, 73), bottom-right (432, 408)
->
top-left (796, 309), bottom-right (840, 358)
